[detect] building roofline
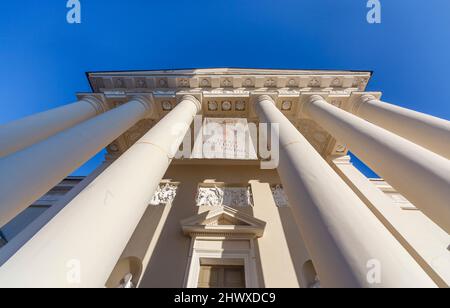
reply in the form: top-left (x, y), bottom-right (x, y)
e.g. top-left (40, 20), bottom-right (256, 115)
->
top-left (85, 67), bottom-right (374, 92)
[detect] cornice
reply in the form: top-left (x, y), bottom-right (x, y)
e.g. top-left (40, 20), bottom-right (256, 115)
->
top-left (87, 68), bottom-right (372, 76)
top-left (87, 69), bottom-right (372, 94)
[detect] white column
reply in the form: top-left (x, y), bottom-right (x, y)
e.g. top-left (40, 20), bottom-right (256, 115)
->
top-left (0, 97), bottom-right (106, 158)
top-left (0, 95), bottom-right (201, 288)
top-left (352, 95), bottom-right (450, 159)
top-left (330, 156), bottom-right (450, 287)
top-left (304, 95), bottom-right (450, 234)
top-left (0, 97), bottom-right (151, 228)
top-left (255, 96), bottom-right (435, 288)
top-left (0, 161), bottom-right (112, 267)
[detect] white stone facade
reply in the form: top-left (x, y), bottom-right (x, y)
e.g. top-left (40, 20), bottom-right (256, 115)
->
top-left (0, 68), bottom-right (449, 288)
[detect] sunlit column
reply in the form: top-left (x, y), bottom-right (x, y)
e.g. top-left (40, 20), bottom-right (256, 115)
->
top-left (0, 96), bottom-right (201, 288)
top-left (255, 95), bottom-right (435, 288)
top-left (0, 96), bottom-right (152, 228)
top-left (304, 94), bottom-right (450, 234)
top-left (0, 96), bottom-right (106, 158)
top-left (352, 94), bottom-right (450, 159)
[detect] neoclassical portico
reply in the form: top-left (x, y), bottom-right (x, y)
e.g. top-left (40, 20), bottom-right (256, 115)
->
top-left (0, 68), bottom-right (448, 288)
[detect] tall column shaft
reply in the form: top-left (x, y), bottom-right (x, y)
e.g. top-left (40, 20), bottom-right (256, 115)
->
top-left (304, 95), bottom-right (450, 234)
top-left (0, 161), bottom-right (112, 267)
top-left (0, 97), bottom-right (151, 228)
top-left (0, 96), bottom-right (201, 288)
top-left (0, 97), bottom-right (105, 158)
top-left (330, 156), bottom-right (450, 287)
top-left (250, 181), bottom-right (308, 288)
top-left (256, 96), bottom-right (435, 288)
top-left (353, 95), bottom-right (450, 159)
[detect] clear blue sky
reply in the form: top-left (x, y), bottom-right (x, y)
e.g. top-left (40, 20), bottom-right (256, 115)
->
top-left (1, 0), bottom-right (449, 177)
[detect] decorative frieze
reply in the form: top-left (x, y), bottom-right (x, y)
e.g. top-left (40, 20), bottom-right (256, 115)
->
top-left (150, 183), bottom-right (179, 206)
top-left (223, 187), bottom-right (254, 207)
top-left (196, 186), bottom-right (224, 207)
top-left (196, 186), bottom-right (253, 207)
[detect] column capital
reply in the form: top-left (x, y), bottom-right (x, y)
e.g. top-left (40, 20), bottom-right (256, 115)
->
top-left (180, 95), bottom-right (202, 113)
top-left (255, 95), bottom-right (276, 105)
top-left (352, 94), bottom-right (378, 115)
top-left (307, 94), bottom-right (327, 104)
top-left (301, 94), bottom-right (327, 115)
top-left (131, 95), bottom-right (154, 114)
top-left (348, 92), bottom-right (382, 115)
top-left (80, 95), bottom-right (108, 115)
top-left (360, 93), bottom-right (378, 102)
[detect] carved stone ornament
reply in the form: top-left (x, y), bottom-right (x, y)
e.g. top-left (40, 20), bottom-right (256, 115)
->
top-left (223, 187), bottom-right (254, 207)
top-left (271, 185), bottom-right (289, 207)
top-left (196, 186), bottom-right (224, 207)
top-left (179, 79), bottom-right (190, 87)
top-left (150, 183), bottom-right (178, 206)
top-left (196, 186), bottom-right (253, 207)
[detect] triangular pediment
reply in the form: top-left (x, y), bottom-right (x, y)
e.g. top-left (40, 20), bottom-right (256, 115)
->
top-left (180, 206), bottom-right (266, 238)
top-left (207, 213), bottom-right (250, 226)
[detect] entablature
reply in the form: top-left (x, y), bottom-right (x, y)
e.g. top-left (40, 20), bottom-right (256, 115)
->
top-left (80, 69), bottom-right (380, 162)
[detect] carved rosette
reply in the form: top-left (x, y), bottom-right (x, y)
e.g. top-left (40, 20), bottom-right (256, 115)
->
top-left (150, 183), bottom-right (178, 206)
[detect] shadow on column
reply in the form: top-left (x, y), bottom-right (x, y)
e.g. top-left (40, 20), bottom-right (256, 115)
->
top-left (105, 204), bottom-right (166, 288)
top-left (276, 191), bottom-right (314, 288)
top-left (138, 179), bottom-right (200, 288)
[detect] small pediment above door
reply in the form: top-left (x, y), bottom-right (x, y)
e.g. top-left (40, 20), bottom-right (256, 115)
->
top-left (212, 214), bottom-right (248, 226)
top-left (180, 206), bottom-right (266, 238)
